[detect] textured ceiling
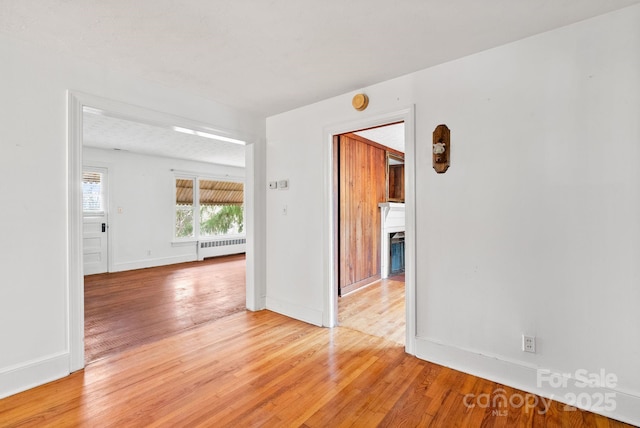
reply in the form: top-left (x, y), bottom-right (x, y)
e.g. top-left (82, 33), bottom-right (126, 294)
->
top-left (355, 123), bottom-right (405, 153)
top-left (83, 111), bottom-right (246, 167)
top-left (2, 0), bottom-right (639, 117)
top-left (83, 111), bottom-right (404, 166)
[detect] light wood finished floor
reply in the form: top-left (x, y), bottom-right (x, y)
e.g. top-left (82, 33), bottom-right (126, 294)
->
top-left (84, 254), bottom-right (246, 363)
top-left (339, 275), bottom-right (405, 345)
top-left (1, 310), bottom-right (632, 427)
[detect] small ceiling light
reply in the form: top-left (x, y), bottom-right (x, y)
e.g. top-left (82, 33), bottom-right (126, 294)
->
top-left (172, 126), bottom-right (246, 145)
top-left (352, 93), bottom-right (369, 111)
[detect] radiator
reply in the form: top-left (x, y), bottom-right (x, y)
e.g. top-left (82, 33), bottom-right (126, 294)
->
top-left (197, 237), bottom-right (246, 260)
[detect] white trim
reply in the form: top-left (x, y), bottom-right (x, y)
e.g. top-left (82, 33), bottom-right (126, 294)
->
top-left (415, 337), bottom-right (640, 426)
top-left (171, 240), bottom-right (197, 247)
top-left (266, 297), bottom-right (324, 327)
top-left (67, 91), bottom-right (258, 374)
top-left (111, 254), bottom-right (197, 272)
top-left (170, 169), bottom-right (245, 183)
top-left (322, 106), bottom-right (416, 355)
top-left (245, 143), bottom-right (266, 310)
top-left (67, 92), bottom-right (84, 372)
top-left (0, 352), bottom-right (70, 399)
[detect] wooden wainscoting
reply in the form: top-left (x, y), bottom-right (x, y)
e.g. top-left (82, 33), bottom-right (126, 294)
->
top-left (337, 133), bottom-right (387, 295)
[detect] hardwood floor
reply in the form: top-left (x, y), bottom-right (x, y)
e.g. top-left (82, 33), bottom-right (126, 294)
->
top-left (339, 274), bottom-right (405, 345)
top-left (84, 254), bottom-right (246, 363)
top-left (1, 310), bottom-right (632, 427)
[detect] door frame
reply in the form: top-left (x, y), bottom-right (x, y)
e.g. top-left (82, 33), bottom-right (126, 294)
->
top-left (82, 164), bottom-right (111, 274)
top-left (67, 91), bottom-right (259, 371)
top-left (322, 106), bottom-right (416, 355)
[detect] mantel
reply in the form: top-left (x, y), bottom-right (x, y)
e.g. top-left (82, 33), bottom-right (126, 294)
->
top-left (379, 202), bottom-right (405, 278)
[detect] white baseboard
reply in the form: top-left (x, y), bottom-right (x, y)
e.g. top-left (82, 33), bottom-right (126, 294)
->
top-left (415, 337), bottom-right (640, 426)
top-left (266, 297), bottom-right (323, 327)
top-left (197, 244), bottom-right (246, 261)
top-left (111, 254), bottom-right (197, 272)
top-left (0, 352), bottom-right (70, 399)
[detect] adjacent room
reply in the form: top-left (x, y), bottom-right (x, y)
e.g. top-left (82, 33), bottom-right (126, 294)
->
top-left (336, 122), bottom-right (407, 346)
top-left (81, 109), bottom-right (248, 363)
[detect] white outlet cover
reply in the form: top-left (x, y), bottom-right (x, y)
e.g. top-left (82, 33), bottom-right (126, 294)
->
top-left (522, 335), bottom-right (536, 353)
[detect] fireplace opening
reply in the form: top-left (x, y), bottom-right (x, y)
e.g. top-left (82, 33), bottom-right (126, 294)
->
top-left (390, 232), bottom-right (405, 274)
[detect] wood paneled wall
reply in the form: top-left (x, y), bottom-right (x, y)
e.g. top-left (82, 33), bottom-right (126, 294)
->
top-left (388, 164), bottom-right (404, 202)
top-left (338, 133), bottom-right (387, 295)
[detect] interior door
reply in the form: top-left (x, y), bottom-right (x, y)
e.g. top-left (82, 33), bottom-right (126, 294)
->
top-left (82, 167), bottom-right (109, 275)
top-left (338, 133), bottom-right (386, 295)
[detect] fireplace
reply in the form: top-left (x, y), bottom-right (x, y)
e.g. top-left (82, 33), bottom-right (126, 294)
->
top-left (379, 202), bottom-right (405, 279)
top-left (390, 232), bottom-right (405, 274)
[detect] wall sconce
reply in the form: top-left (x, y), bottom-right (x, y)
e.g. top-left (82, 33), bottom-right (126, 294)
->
top-left (432, 124), bottom-right (450, 173)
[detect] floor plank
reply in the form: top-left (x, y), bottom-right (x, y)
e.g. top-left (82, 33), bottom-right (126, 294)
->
top-left (0, 266), bottom-right (629, 428)
top-left (84, 254), bottom-right (246, 363)
top-left (338, 274), bottom-right (405, 345)
top-left (0, 310), bottom-right (633, 427)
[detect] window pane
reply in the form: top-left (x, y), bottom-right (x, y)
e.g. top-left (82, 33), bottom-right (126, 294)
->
top-left (82, 171), bottom-right (103, 212)
top-left (199, 179), bottom-right (244, 236)
top-left (175, 178), bottom-right (194, 238)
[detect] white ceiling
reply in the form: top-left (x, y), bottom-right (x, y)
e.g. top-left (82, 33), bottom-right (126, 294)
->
top-left (83, 111), bottom-right (246, 167)
top-left (2, 0), bottom-right (638, 118)
top-left (83, 111), bottom-right (404, 166)
top-left (4, 1), bottom-right (638, 165)
top-left (354, 123), bottom-right (405, 153)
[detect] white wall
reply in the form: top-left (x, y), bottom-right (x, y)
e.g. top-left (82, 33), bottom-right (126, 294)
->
top-left (83, 148), bottom-right (245, 271)
top-left (0, 34), bottom-right (264, 399)
top-left (266, 5), bottom-right (640, 424)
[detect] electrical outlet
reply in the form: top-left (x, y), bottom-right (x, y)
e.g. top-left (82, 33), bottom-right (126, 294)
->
top-left (522, 335), bottom-right (536, 353)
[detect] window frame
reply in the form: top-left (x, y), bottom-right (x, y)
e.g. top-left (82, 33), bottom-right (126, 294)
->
top-left (82, 166), bottom-right (108, 217)
top-left (173, 173), bottom-right (245, 242)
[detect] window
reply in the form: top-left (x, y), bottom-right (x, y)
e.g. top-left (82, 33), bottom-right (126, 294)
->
top-left (175, 178), bottom-right (195, 238)
top-left (199, 179), bottom-right (244, 236)
top-left (83, 171), bottom-right (105, 213)
top-left (174, 177), bottom-right (244, 240)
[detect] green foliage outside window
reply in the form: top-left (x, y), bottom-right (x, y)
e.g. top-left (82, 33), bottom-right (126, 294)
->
top-left (200, 205), bottom-right (244, 236)
top-left (175, 204), bottom-right (243, 238)
top-left (175, 205), bottom-right (194, 238)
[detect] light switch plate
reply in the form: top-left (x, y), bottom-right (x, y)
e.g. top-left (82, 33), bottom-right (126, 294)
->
top-left (268, 181), bottom-right (277, 189)
top-left (278, 179), bottom-right (289, 190)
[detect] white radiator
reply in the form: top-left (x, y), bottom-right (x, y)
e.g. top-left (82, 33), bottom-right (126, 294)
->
top-left (197, 237), bottom-right (246, 260)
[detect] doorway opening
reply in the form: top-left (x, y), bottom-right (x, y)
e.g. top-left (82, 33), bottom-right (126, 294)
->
top-left (68, 91), bottom-right (258, 370)
top-left (334, 121), bottom-right (407, 346)
top-left (81, 107), bottom-right (248, 364)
